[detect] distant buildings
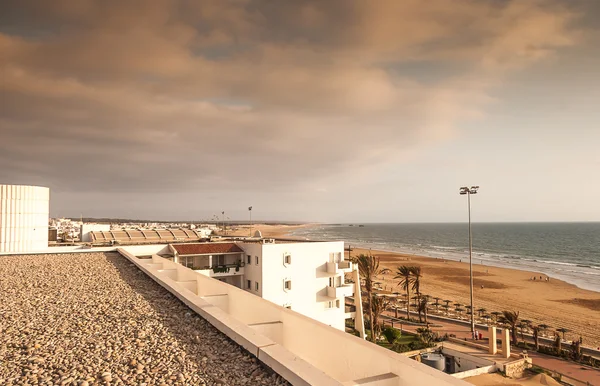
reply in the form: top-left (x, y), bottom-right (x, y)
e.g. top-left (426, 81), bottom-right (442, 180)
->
top-left (170, 239), bottom-right (356, 331)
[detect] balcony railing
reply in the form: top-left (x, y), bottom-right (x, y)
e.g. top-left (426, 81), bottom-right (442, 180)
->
top-left (194, 263), bottom-right (245, 277)
top-left (326, 260), bottom-right (353, 274)
top-left (327, 284), bottom-right (354, 298)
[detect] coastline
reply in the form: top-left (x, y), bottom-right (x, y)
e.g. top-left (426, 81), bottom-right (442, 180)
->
top-left (274, 224), bottom-right (600, 347)
top-left (358, 247), bottom-right (600, 348)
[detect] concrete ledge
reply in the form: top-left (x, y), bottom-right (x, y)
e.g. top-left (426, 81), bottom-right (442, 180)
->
top-left (259, 344), bottom-right (341, 386)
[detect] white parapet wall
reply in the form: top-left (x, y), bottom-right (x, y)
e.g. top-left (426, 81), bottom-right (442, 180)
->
top-left (0, 184), bottom-right (49, 253)
top-left (119, 246), bottom-right (469, 386)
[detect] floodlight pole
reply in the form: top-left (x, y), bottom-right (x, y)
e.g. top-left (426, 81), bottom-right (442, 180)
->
top-left (248, 206), bottom-right (253, 237)
top-left (467, 190), bottom-right (474, 336)
top-left (460, 186), bottom-right (478, 336)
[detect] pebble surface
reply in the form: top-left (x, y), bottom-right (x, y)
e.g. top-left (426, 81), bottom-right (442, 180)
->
top-left (0, 252), bottom-right (290, 386)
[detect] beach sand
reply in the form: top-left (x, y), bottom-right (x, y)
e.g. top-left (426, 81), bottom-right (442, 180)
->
top-left (223, 223), bottom-right (315, 238)
top-left (351, 247), bottom-right (600, 348)
top-left (259, 224), bottom-right (600, 348)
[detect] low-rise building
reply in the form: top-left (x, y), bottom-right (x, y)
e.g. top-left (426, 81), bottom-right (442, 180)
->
top-left (170, 239), bottom-right (354, 331)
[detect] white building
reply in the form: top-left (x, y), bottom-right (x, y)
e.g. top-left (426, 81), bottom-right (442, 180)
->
top-left (170, 239), bottom-right (355, 331)
top-left (80, 223), bottom-right (111, 242)
top-left (0, 184), bottom-right (49, 253)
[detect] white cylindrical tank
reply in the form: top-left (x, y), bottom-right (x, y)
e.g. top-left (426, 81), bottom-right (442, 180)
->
top-left (0, 184), bottom-right (49, 253)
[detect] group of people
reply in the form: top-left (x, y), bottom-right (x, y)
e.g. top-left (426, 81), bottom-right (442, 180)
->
top-left (530, 275), bottom-right (550, 281)
top-left (473, 329), bottom-right (483, 340)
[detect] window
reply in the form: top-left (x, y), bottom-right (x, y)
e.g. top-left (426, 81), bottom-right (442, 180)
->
top-left (255, 281), bottom-right (259, 291)
top-left (284, 279), bottom-right (292, 291)
top-left (284, 254), bottom-right (291, 265)
top-left (326, 300), bottom-right (340, 309)
top-left (246, 280), bottom-right (251, 289)
top-left (255, 256), bottom-right (259, 265)
top-left (247, 255), bottom-right (251, 264)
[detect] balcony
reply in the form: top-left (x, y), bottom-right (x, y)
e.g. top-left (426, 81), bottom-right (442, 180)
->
top-left (326, 260), bottom-right (353, 274)
top-left (327, 284), bottom-right (354, 298)
top-left (195, 264), bottom-right (245, 278)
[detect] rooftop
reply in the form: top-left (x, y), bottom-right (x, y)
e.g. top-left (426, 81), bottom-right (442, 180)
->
top-left (172, 242), bottom-right (244, 255)
top-left (0, 252), bottom-right (288, 385)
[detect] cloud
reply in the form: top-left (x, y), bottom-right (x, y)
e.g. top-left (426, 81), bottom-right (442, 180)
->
top-left (0, 0), bottom-right (583, 217)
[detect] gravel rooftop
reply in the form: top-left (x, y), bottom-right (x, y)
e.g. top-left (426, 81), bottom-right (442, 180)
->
top-left (0, 252), bottom-right (290, 386)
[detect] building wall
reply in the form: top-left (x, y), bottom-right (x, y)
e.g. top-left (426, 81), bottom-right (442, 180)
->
top-left (242, 241), bottom-right (347, 331)
top-left (240, 242), bottom-right (263, 296)
top-left (80, 223), bottom-right (111, 242)
top-left (0, 185), bottom-right (49, 253)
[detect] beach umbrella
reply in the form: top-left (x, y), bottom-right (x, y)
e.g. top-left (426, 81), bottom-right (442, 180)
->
top-left (477, 308), bottom-right (487, 317)
top-left (521, 319), bottom-right (532, 326)
top-left (538, 324), bottom-right (550, 334)
top-left (556, 328), bottom-right (570, 340)
top-left (490, 311), bottom-right (502, 323)
top-left (443, 299), bottom-right (452, 306)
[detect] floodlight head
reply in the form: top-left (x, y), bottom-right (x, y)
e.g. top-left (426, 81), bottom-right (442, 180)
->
top-left (470, 186), bottom-right (479, 194)
top-left (459, 187), bottom-right (469, 195)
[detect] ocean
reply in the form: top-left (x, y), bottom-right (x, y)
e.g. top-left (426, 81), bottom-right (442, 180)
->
top-left (289, 222), bottom-right (600, 293)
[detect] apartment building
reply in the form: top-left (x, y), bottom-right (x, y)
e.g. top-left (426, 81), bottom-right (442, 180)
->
top-left (170, 239), bottom-right (354, 331)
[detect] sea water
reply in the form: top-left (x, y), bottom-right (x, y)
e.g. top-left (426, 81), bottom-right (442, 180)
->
top-left (289, 222), bottom-right (600, 293)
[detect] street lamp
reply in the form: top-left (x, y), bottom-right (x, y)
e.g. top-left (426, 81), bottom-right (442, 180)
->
top-left (460, 185), bottom-right (479, 336)
top-left (248, 206), bottom-right (253, 237)
top-left (222, 211), bottom-right (226, 235)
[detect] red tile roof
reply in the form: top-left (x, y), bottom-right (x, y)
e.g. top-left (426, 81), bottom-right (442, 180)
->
top-left (172, 243), bottom-right (243, 255)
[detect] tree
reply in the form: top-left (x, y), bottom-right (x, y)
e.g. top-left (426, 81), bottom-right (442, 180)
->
top-left (368, 294), bottom-right (390, 341)
top-left (532, 325), bottom-right (541, 350)
top-left (356, 254), bottom-right (389, 343)
top-left (418, 296), bottom-right (429, 325)
top-left (498, 310), bottom-right (520, 345)
top-left (395, 266), bottom-right (414, 320)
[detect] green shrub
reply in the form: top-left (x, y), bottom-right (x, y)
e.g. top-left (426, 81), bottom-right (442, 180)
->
top-left (382, 326), bottom-right (402, 344)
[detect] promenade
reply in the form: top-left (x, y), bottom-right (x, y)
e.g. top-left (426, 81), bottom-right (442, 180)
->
top-left (380, 311), bottom-right (600, 386)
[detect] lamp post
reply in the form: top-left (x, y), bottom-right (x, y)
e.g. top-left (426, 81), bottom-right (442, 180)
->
top-left (248, 206), bottom-right (253, 237)
top-left (221, 211), bottom-right (225, 235)
top-left (460, 185), bottom-right (479, 336)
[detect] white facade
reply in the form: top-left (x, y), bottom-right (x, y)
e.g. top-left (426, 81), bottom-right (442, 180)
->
top-left (80, 223), bottom-right (111, 242)
top-left (0, 184), bottom-right (49, 253)
top-left (239, 241), bottom-right (352, 331)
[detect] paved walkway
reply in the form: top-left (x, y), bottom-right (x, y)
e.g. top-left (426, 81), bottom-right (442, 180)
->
top-left (381, 311), bottom-right (600, 385)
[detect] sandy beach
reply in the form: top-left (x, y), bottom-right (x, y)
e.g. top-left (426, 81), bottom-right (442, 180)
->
top-left (265, 224), bottom-right (600, 348)
top-left (224, 223), bottom-right (316, 238)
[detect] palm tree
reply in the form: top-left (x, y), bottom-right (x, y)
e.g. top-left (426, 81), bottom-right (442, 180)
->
top-left (356, 254), bottom-right (390, 342)
top-left (410, 266), bottom-right (422, 302)
top-left (498, 310), bottom-right (520, 345)
top-left (418, 296), bottom-right (429, 325)
top-left (395, 266), bottom-right (414, 320)
top-left (532, 325), bottom-right (541, 350)
top-left (368, 294), bottom-right (390, 341)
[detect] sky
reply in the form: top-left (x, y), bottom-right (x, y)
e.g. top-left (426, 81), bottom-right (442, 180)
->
top-left (1, 0), bottom-right (599, 223)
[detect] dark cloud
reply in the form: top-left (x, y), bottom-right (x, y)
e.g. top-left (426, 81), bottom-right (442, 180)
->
top-left (0, 0), bottom-right (583, 219)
